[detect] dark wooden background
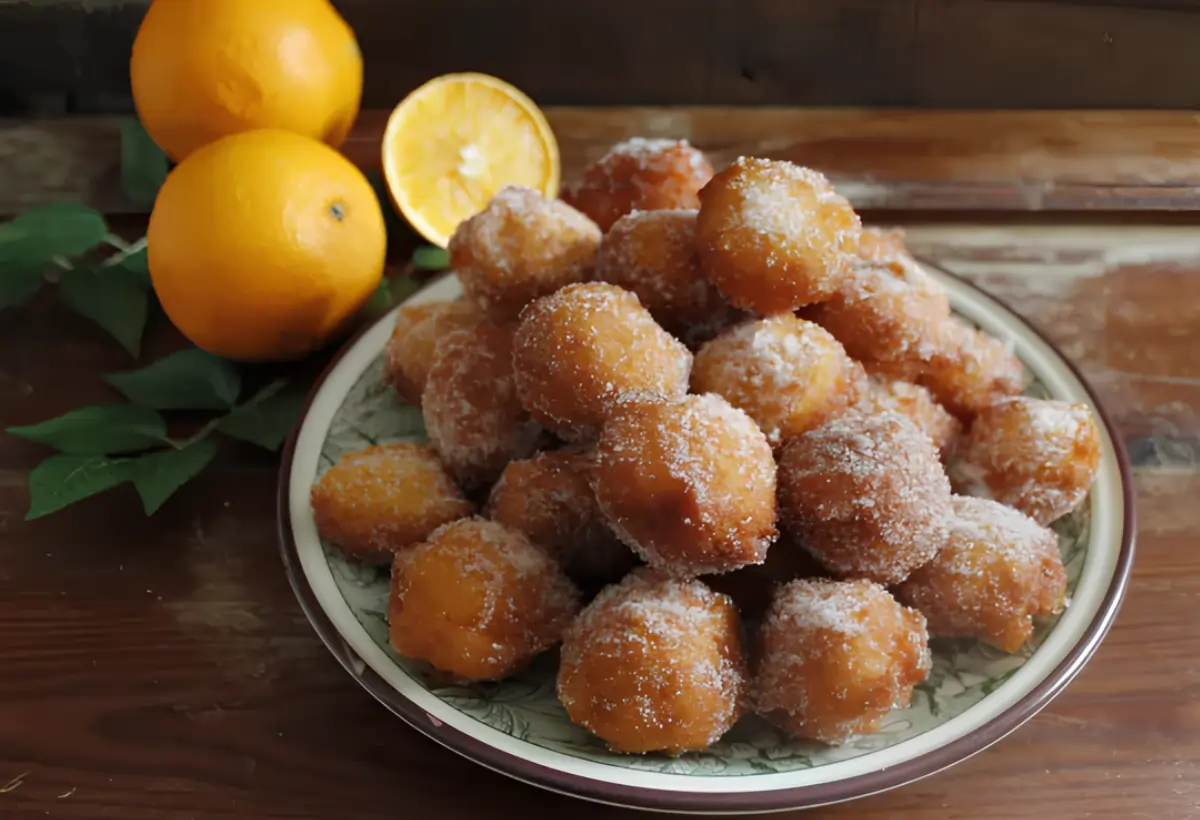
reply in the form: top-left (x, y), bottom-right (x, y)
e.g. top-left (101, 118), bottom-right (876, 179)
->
top-left (7, 0), bottom-right (1200, 115)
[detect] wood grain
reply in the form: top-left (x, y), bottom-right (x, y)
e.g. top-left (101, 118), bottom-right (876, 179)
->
top-left (2, 215), bottom-right (1199, 818)
top-left (9, 1), bottom-right (1200, 114)
top-left (9, 108), bottom-right (1200, 217)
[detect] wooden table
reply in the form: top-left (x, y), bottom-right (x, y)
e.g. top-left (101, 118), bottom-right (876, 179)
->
top-left (2, 110), bottom-right (1198, 819)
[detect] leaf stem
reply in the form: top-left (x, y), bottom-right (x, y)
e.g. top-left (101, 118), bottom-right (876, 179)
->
top-left (100, 236), bottom-right (148, 268)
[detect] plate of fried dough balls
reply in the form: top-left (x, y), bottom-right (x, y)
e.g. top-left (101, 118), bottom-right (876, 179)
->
top-left (280, 138), bottom-right (1134, 813)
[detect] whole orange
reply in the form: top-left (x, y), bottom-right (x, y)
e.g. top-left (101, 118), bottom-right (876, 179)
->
top-left (130, 0), bottom-right (362, 162)
top-left (147, 130), bottom-right (386, 361)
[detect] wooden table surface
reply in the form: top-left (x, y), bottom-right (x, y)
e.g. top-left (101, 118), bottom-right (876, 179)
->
top-left (2, 110), bottom-right (1198, 819)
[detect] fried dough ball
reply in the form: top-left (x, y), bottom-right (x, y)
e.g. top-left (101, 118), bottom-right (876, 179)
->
top-left (311, 444), bottom-right (472, 563)
top-left (512, 282), bottom-right (692, 440)
top-left (691, 314), bottom-right (865, 446)
top-left (919, 318), bottom-right (1025, 420)
top-left (858, 375), bottom-right (962, 457)
top-left (557, 569), bottom-right (744, 754)
top-left (949, 397), bottom-right (1101, 525)
top-left (561, 138), bottom-right (714, 232)
top-left (896, 496), bottom-right (1067, 652)
top-left (806, 255), bottom-right (949, 364)
top-left (753, 578), bottom-right (931, 745)
top-left (855, 226), bottom-right (910, 266)
top-left (422, 323), bottom-right (542, 488)
top-left (594, 209), bottom-right (739, 346)
top-left (695, 157), bottom-right (861, 314)
top-left (487, 450), bottom-right (638, 590)
top-left (448, 185), bottom-right (601, 323)
top-left (777, 410), bottom-right (952, 585)
top-left (383, 300), bottom-right (482, 405)
top-left (592, 393), bottom-right (778, 576)
top-left (703, 532), bottom-right (825, 621)
top-left (389, 518), bottom-right (581, 681)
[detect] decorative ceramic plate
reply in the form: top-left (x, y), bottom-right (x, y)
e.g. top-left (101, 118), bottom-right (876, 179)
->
top-left (278, 263), bottom-right (1135, 814)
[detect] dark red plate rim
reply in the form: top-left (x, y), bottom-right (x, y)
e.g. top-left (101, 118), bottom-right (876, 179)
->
top-left (276, 263), bottom-right (1136, 814)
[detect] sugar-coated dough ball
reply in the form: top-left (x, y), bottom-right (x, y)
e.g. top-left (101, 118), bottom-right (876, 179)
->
top-left (557, 569), bottom-right (744, 754)
top-left (949, 396), bottom-right (1101, 525)
top-left (696, 157), bottom-right (860, 314)
top-left (389, 518), bottom-right (581, 681)
top-left (486, 450), bottom-right (638, 590)
top-left (920, 318), bottom-right (1025, 420)
top-left (512, 282), bottom-right (692, 440)
top-left (562, 138), bottom-right (714, 232)
top-left (691, 314), bottom-right (865, 446)
top-left (702, 531), bottom-right (825, 622)
top-left (896, 496), bottom-right (1067, 652)
top-left (383, 299), bottom-right (482, 405)
top-left (422, 323), bottom-right (542, 488)
top-left (777, 410), bottom-right (952, 585)
top-left (592, 393), bottom-right (778, 576)
top-left (449, 185), bottom-right (601, 323)
top-left (311, 443), bottom-right (473, 563)
top-left (594, 209), bottom-right (739, 346)
top-left (753, 578), bottom-right (931, 745)
top-left (857, 374), bottom-right (961, 457)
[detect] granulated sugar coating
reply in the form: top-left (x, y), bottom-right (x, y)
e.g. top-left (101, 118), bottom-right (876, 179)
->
top-left (594, 209), bottom-right (740, 347)
top-left (389, 518), bottom-right (581, 682)
top-left (806, 254), bottom-right (950, 365)
top-left (422, 323), bottom-right (542, 489)
top-left (949, 396), bottom-right (1101, 525)
top-left (777, 409), bottom-right (953, 585)
top-left (857, 375), bottom-right (962, 457)
top-left (752, 578), bottom-right (931, 745)
top-left (561, 138), bottom-right (714, 233)
top-left (591, 393), bottom-right (778, 576)
top-left (896, 496), bottom-right (1067, 652)
top-left (695, 157), bottom-right (861, 314)
top-left (691, 314), bottom-right (865, 446)
top-left (512, 282), bottom-right (692, 440)
top-left (448, 185), bottom-right (601, 323)
top-left (383, 299), bottom-right (483, 405)
top-left (919, 317), bottom-right (1026, 420)
top-left (311, 443), bottom-right (473, 564)
top-left (487, 450), bottom-right (639, 591)
top-left (557, 568), bottom-right (744, 754)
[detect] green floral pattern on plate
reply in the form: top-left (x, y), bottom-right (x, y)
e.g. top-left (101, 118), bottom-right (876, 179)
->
top-left (315, 355), bottom-right (1090, 777)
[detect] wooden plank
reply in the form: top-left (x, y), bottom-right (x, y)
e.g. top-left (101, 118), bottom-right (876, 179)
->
top-left (7, 109), bottom-right (1200, 216)
top-left (10, 1), bottom-right (1200, 113)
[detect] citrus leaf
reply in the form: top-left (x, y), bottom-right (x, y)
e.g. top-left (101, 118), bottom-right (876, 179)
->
top-left (106, 349), bottom-right (242, 410)
top-left (0, 203), bottom-right (108, 267)
top-left (365, 170), bottom-right (408, 243)
top-left (116, 245), bottom-right (151, 286)
top-left (8, 404), bottom-right (167, 455)
top-left (59, 265), bottom-right (149, 357)
top-left (217, 379), bottom-right (306, 451)
top-left (130, 438), bottom-right (219, 514)
top-left (412, 245), bottom-right (450, 271)
top-left (121, 119), bottom-right (169, 207)
top-left (25, 454), bottom-right (133, 520)
top-left (364, 276), bottom-right (394, 314)
top-left (0, 265), bottom-right (45, 311)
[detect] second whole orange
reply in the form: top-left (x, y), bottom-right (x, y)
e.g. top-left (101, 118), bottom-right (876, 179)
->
top-left (146, 129), bottom-right (386, 362)
top-left (130, 0), bottom-right (363, 162)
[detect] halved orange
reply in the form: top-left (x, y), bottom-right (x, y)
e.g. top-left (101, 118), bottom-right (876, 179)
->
top-left (382, 73), bottom-right (560, 247)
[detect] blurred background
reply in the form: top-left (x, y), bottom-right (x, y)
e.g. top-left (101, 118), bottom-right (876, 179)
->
top-left (2, 0), bottom-right (1197, 115)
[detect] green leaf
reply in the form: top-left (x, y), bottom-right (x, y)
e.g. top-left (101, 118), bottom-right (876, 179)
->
top-left (25, 454), bottom-right (133, 520)
top-left (106, 348), bottom-right (242, 410)
top-left (0, 203), bottom-right (108, 267)
top-left (364, 276), bottom-right (394, 314)
top-left (8, 404), bottom-right (167, 455)
top-left (412, 245), bottom-right (450, 271)
top-left (217, 379), bottom-right (306, 451)
top-left (59, 265), bottom-right (149, 357)
top-left (116, 245), bottom-right (150, 285)
top-left (130, 438), bottom-right (219, 514)
top-left (0, 265), bottom-right (45, 311)
top-left (364, 170), bottom-right (408, 242)
top-left (121, 119), bottom-right (169, 207)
